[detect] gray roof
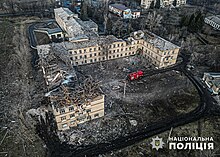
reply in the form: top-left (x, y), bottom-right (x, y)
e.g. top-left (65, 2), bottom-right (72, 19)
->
top-left (109, 3), bottom-right (129, 11)
top-left (47, 28), bottom-right (62, 34)
top-left (206, 15), bottom-right (220, 25)
top-left (143, 31), bottom-right (180, 51)
top-left (52, 35), bottom-right (123, 50)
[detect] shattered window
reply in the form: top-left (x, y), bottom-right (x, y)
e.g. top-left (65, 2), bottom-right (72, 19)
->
top-left (61, 116), bottom-right (66, 121)
top-left (94, 113), bottom-right (99, 117)
top-left (60, 108), bottom-right (65, 114)
top-left (70, 114), bottom-right (75, 118)
top-left (69, 106), bottom-right (74, 112)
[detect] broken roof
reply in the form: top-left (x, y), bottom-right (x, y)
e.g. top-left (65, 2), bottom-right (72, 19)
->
top-left (143, 30), bottom-right (180, 51)
top-left (53, 35), bottom-right (124, 50)
top-left (37, 44), bottom-right (102, 108)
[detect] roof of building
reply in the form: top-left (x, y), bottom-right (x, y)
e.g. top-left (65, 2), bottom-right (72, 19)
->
top-left (204, 72), bottom-right (220, 88)
top-left (204, 72), bottom-right (220, 77)
top-left (53, 35), bottom-right (123, 50)
top-left (143, 30), bottom-right (180, 51)
top-left (47, 28), bottom-right (62, 34)
top-left (54, 7), bottom-right (98, 40)
top-left (205, 15), bottom-right (220, 25)
top-left (109, 3), bottom-right (130, 11)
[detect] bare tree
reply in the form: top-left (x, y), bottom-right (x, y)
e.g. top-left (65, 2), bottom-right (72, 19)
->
top-left (145, 11), bottom-right (163, 31)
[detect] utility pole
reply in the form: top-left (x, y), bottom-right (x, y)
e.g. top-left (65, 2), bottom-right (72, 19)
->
top-left (167, 127), bottom-right (173, 143)
top-left (123, 82), bottom-right (126, 98)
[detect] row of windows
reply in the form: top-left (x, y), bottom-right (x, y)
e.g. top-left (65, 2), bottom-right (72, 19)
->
top-left (60, 106), bottom-right (74, 114)
top-left (61, 113), bottom-right (99, 128)
top-left (74, 52), bottom-right (136, 65)
top-left (164, 51), bottom-right (175, 55)
top-left (60, 108), bottom-right (92, 121)
top-left (70, 46), bottom-right (133, 55)
top-left (71, 50), bottom-right (136, 60)
top-left (62, 119), bottom-right (76, 128)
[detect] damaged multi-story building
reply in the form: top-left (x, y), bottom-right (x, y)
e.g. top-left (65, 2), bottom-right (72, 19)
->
top-left (37, 44), bottom-right (104, 130)
top-left (37, 7), bottom-right (180, 130)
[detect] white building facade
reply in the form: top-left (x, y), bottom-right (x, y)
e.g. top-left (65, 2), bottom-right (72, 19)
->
top-left (141, 0), bottom-right (186, 9)
top-left (204, 15), bottom-right (220, 31)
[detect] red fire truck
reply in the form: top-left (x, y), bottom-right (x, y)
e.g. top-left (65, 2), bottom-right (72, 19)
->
top-left (128, 70), bottom-right (144, 81)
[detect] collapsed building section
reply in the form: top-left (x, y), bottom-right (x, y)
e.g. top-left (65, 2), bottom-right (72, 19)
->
top-left (37, 44), bottom-right (104, 131)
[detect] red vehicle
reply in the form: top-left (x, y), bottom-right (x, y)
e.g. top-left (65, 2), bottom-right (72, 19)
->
top-left (128, 70), bottom-right (144, 81)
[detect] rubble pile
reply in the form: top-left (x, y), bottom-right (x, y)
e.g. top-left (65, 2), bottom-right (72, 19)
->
top-left (37, 44), bottom-right (103, 110)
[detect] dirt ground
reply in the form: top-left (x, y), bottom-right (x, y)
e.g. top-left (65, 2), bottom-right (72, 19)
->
top-left (58, 56), bottom-right (200, 147)
top-left (103, 116), bottom-right (220, 157)
top-left (0, 17), bottom-right (46, 157)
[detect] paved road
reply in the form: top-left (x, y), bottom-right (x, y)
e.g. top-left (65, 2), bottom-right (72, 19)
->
top-left (35, 52), bottom-right (219, 157)
top-left (28, 24), bottom-right (38, 49)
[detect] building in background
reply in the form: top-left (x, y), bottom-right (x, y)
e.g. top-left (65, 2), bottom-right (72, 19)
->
top-left (141, 0), bottom-right (186, 9)
top-left (109, 3), bottom-right (141, 19)
top-left (54, 7), bottom-right (98, 42)
top-left (204, 15), bottom-right (220, 31)
top-left (203, 73), bottom-right (220, 95)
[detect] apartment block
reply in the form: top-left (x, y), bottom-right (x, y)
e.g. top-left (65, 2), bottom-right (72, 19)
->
top-left (141, 0), bottom-right (186, 9)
